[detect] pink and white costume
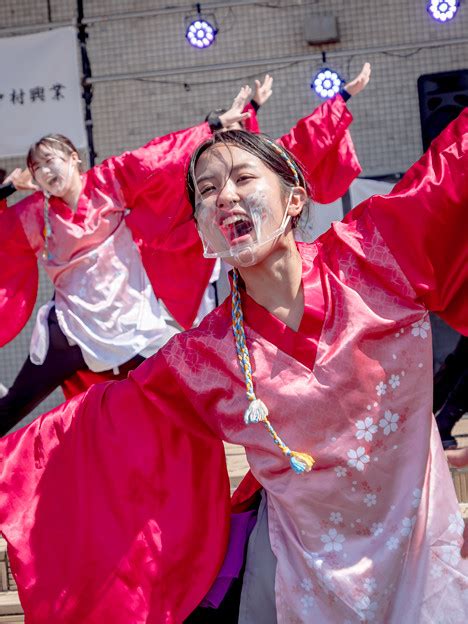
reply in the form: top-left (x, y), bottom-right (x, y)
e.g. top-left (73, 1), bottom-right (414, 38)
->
top-left (0, 111), bottom-right (466, 623)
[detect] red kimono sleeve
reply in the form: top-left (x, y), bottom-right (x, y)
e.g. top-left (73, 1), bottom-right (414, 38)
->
top-left (0, 199), bottom-right (38, 346)
top-left (0, 352), bottom-right (230, 624)
top-left (103, 123), bottom-right (215, 330)
top-left (278, 94), bottom-right (361, 204)
top-left (243, 102), bottom-right (260, 133)
top-left (353, 108), bottom-right (468, 333)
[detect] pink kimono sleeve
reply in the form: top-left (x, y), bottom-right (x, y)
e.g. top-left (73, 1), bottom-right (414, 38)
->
top-left (103, 123), bottom-right (215, 329)
top-left (350, 109), bottom-right (468, 333)
top-left (0, 351), bottom-right (230, 624)
top-left (278, 94), bottom-right (362, 204)
top-left (0, 198), bottom-right (38, 346)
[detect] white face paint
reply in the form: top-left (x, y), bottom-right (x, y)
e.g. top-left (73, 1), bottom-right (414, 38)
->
top-left (195, 185), bottom-right (293, 267)
top-left (32, 150), bottom-right (75, 197)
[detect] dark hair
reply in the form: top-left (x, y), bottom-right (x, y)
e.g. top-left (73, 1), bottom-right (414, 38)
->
top-left (186, 130), bottom-right (310, 220)
top-left (204, 108), bottom-right (227, 124)
top-left (26, 134), bottom-right (80, 172)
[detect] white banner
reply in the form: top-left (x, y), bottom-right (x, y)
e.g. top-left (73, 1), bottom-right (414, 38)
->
top-left (0, 27), bottom-right (87, 157)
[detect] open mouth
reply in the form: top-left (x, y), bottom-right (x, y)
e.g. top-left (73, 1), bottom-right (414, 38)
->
top-left (220, 214), bottom-right (254, 244)
top-left (46, 175), bottom-right (59, 186)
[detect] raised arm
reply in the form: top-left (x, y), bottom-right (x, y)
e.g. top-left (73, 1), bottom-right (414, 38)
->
top-left (0, 350), bottom-right (229, 622)
top-left (0, 195), bottom-right (39, 346)
top-left (278, 95), bottom-right (360, 203)
top-left (104, 85), bottom-right (253, 209)
top-left (278, 64), bottom-right (371, 204)
top-left (349, 108), bottom-right (468, 332)
top-left (0, 167), bottom-right (38, 200)
top-left (99, 87), bottom-right (252, 329)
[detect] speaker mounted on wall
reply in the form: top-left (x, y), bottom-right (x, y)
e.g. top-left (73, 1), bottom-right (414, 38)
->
top-left (417, 69), bottom-right (468, 152)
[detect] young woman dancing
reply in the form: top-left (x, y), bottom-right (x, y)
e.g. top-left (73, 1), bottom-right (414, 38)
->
top-left (0, 106), bottom-right (466, 622)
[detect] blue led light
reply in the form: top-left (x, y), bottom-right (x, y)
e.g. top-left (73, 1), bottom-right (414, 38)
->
top-left (427, 0), bottom-right (459, 22)
top-left (186, 19), bottom-right (217, 48)
top-left (311, 69), bottom-right (343, 99)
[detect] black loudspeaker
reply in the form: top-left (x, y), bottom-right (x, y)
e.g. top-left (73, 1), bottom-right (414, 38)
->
top-left (417, 69), bottom-right (468, 151)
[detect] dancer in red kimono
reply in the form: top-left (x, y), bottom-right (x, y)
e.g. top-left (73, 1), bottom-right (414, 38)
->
top-left (0, 106), bottom-right (466, 623)
top-left (0, 67), bottom-right (369, 436)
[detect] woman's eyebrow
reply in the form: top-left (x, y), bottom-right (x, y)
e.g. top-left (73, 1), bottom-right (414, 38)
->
top-left (196, 162), bottom-right (255, 185)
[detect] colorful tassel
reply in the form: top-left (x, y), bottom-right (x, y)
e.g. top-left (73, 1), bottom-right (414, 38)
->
top-left (289, 452), bottom-right (315, 474)
top-left (244, 398), bottom-right (269, 424)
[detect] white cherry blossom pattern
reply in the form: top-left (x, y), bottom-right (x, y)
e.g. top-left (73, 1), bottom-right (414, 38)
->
top-left (379, 410), bottom-right (399, 435)
top-left (301, 578), bottom-right (313, 592)
top-left (430, 564), bottom-right (443, 579)
top-left (363, 577), bottom-right (377, 593)
top-left (317, 569), bottom-right (337, 593)
top-left (321, 528), bottom-right (345, 552)
top-left (303, 551), bottom-right (323, 571)
top-left (448, 512), bottom-right (465, 536)
top-left (412, 488), bottom-right (422, 508)
top-left (347, 447), bottom-right (370, 472)
top-left (355, 596), bottom-right (378, 622)
top-left (386, 536), bottom-right (400, 551)
top-left (400, 516), bottom-right (416, 537)
top-left (411, 318), bottom-right (430, 339)
top-left (355, 417), bottom-right (378, 442)
top-left (363, 493), bottom-right (377, 507)
top-left (334, 466), bottom-right (347, 478)
top-left (375, 381), bottom-right (387, 396)
top-left (388, 374), bottom-right (400, 389)
top-left (440, 544), bottom-right (461, 566)
top-left (300, 594), bottom-right (314, 614)
top-left (329, 511), bottom-right (343, 525)
top-left (371, 522), bottom-right (384, 537)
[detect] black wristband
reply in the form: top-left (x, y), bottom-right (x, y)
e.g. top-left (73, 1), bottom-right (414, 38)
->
top-left (251, 100), bottom-right (260, 113)
top-left (339, 87), bottom-right (351, 102)
top-left (0, 181), bottom-right (16, 201)
top-left (206, 111), bottom-right (224, 132)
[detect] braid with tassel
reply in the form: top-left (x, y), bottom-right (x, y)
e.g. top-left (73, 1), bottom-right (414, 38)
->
top-left (231, 269), bottom-right (315, 474)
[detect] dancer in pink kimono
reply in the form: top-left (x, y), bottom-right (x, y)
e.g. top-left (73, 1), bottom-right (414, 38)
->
top-left (0, 68), bottom-right (368, 436)
top-left (1, 107), bottom-right (466, 623)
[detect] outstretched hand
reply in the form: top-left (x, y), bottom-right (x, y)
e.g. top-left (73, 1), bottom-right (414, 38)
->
top-left (219, 85), bottom-right (252, 129)
top-left (5, 168), bottom-right (39, 192)
top-left (445, 447), bottom-right (468, 558)
top-left (344, 62), bottom-right (371, 97)
top-left (253, 74), bottom-right (273, 107)
top-left (445, 447), bottom-right (468, 469)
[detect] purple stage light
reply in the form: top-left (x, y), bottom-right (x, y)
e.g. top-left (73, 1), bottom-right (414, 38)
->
top-left (427, 0), bottom-right (459, 22)
top-left (186, 19), bottom-right (217, 49)
top-left (311, 69), bottom-right (343, 98)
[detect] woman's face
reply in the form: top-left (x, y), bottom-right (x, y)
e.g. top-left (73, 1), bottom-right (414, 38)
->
top-left (30, 145), bottom-right (78, 197)
top-left (194, 144), bottom-right (302, 266)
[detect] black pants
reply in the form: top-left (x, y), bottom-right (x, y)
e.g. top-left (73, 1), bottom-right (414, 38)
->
top-left (0, 307), bottom-right (143, 437)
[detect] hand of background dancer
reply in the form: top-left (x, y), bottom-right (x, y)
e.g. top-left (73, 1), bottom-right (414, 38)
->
top-left (219, 85), bottom-right (252, 129)
top-left (253, 74), bottom-right (273, 106)
top-left (344, 62), bottom-right (371, 97)
top-left (445, 447), bottom-right (468, 468)
top-left (4, 168), bottom-right (39, 192)
top-left (445, 447), bottom-right (468, 558)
